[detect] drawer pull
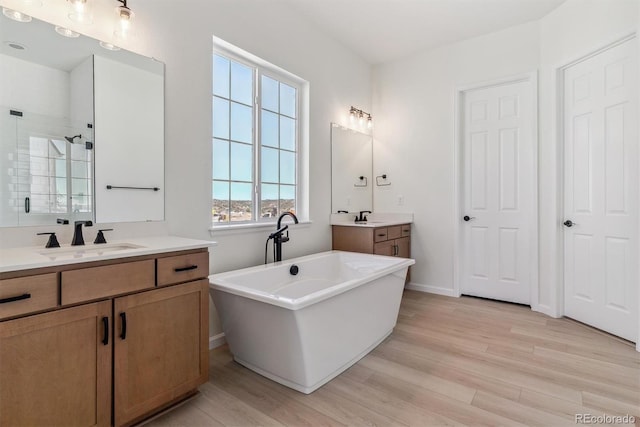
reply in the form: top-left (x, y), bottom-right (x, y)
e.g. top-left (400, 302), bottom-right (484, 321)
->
top-left (377, 234), bottom-right (386, 237)
top-left (102, 317), bottom-right (109, 346)
top-left (174, 265), bottom-right (198, 273)
top-left (0, 293), bottom-right (31, 304)
top-left (120, 312), bottom-right (127, 340)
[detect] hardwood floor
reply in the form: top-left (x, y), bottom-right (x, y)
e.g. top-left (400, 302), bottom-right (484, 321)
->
top-left (147, 291), bottom-right (639, 426)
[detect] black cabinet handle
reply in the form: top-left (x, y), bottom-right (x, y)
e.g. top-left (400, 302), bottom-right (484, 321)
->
top-left (377, 234), bottom-right (386, 237)
top-left (0, 293), bottom-right (31, 304)
top-left (174, 265), bottom-right (198, 272)
top-left (25, 197), bottom-right (30, 213)
top-left (102, 317), bottom-right (109, 346)
top-left (120, 312), bottom-right (127, 340)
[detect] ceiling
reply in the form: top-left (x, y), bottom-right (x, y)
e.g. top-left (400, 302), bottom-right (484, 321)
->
top-left (282, 0), bottom-right (566, 64)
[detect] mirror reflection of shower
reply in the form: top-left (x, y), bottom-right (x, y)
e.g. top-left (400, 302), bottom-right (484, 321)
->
top-left (64, 134), bottom-right (82, 144)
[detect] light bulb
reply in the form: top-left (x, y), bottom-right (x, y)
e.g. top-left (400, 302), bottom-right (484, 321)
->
top-left (349, 108), bottom-right (356, 123)
top-left (114, 4), bottom-right (134, 40)
top-left (68, 0), bottom-right (92, 24)
top-left (2, 7), bottom-right (32, 22)
top-left (367, 116), bottom-right (373, 129)
top-left (358, 112), bottom-right (364, 127)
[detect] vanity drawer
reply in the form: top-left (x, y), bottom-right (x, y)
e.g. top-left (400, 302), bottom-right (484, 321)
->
top-left (157, 252), bottom-right (209, 287)
top-left (401, 224), bottom-right (411, 237)
top-left (374, 228), bottom-right (388, 243)
top-left (387, 226), bottom-right (402, 240)
top-left (61, 260), bottom-right (155, 305)
top-left (0, 273), bottom-right (58, 320)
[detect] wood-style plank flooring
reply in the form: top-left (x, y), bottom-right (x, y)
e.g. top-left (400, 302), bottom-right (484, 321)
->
top-left (147, 291), bottom-right (640, 426)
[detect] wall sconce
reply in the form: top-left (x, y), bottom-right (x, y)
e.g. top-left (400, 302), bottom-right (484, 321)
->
top-left (349, 106), bottom-right (373, 130)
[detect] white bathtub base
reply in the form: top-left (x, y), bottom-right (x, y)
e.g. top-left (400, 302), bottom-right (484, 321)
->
top-left (234, 329), bottom-right (393, 394)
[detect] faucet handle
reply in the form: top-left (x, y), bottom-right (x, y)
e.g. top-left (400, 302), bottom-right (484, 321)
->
top-left (94, 229), bottom-right (113, 244)
top-left (56, 218), bottom-right (69, 224)
top-left (37, 232), bottom-right (60, 248)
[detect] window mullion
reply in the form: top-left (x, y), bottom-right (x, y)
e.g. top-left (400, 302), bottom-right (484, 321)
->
top-left (254, 67), bottom-right (260, 222)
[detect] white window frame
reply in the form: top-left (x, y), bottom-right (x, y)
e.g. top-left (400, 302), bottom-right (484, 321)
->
top-left (211, 37), bottom-right (309, 230)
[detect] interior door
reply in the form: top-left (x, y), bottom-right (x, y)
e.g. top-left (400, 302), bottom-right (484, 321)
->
top-left (461, 78), bottom-right (535, 304)
top-left (563, 38), bottom-right (638, 342)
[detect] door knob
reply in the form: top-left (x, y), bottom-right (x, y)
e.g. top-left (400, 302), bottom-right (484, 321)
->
top-left (563, 220), bottom-right (575, 227)
top-left (463, 215), bottom-right (475, 222)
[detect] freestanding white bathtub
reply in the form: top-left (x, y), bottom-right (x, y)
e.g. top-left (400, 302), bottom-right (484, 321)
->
top-left (209, 250), bottom-right (415, 394)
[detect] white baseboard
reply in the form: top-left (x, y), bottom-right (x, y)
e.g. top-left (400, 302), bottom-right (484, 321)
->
top-left (209, 332), bottom-right (226, 350)
top-left (405, 282), bottom-right (457, 297)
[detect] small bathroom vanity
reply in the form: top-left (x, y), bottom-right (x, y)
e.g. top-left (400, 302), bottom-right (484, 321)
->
top-left (0, 236), bottom-right (213, 426)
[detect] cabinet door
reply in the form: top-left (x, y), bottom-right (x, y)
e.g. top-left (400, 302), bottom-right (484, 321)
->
top-left (396, 237), bottom-right (410, 258)
top-left (374, 240), bottom-right (396, 256)
top-left (0, 301), bottom-right (112, 427)
top-left (114, 279), bottom-right (209, 426)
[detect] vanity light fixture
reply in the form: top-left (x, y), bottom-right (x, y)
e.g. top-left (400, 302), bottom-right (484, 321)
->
top-left (349, 106), bottom-right (373, 130)
top-left (2, 7), bottom-right (32, 22)
top-left (114, 0), bottom-right (134, 40)
top-left (68, 0), bottom-right (92, 24)
top-left (55, 26), bottom-right (80, 38)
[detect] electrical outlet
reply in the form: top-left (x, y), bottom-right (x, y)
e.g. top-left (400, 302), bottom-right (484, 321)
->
top-left (397, 195), bottom-right (404, 206)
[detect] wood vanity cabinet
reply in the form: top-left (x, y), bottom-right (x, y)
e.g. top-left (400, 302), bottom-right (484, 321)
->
top-left (332, 224), bottom-right (411, 281)
top-left (0, 248), bottom-right (209, 427)
top-left (332, 224), bottom-right (411, 256)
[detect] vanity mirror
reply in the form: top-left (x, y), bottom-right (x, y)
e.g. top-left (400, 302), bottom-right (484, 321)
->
top-left (330, 123), bottom-right (372, 214)
top-left (0, 13), bottom-right (164, 227)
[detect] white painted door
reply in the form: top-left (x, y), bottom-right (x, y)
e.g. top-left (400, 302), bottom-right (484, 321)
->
top-left (461, 79), bottom-right (535, 304)
top-left (563, 39), bottom-right (638, 342)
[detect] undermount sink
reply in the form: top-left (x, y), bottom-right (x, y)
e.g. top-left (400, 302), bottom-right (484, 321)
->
top-left (38, 243), bottom-right (144, 260)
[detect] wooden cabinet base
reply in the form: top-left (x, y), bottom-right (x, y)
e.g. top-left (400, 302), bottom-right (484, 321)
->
top-left (0, 302), bottom-right (112, 427)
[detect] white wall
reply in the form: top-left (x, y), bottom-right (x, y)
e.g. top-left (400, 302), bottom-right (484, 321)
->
top-left (372, 0), bottom-right (638, 318)
top-left (0, 0), bottom-right (371, 337)
top-left (0, 54), bottom-right (70, 118)
top-left (538, 0), bottom-right (638, 316)
top-left (372, 21), bottom-right (540, 296)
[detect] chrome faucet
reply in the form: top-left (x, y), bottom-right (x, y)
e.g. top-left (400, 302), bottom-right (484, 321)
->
top-left (71, 220), bottom-right (93, 246)
top-left (270, 212), bottom-right (299, 262)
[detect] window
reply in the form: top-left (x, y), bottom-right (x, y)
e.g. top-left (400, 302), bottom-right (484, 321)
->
top-left (212, 43), bottom-right (305, 226)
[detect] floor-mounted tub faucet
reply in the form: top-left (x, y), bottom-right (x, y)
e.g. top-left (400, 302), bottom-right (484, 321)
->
top-left (269, 212), bottom-right (299, 262)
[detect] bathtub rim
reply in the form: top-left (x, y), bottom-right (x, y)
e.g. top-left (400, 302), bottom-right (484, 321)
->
top-left (209, 250), bottom-right (415, 311)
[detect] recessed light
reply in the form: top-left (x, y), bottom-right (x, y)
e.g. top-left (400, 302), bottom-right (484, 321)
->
top-left (99, 41), bottom-right (120, 51)
top-left (5, 41), bottom-right (26, 50)
top-left (2, 7), bottom-right (32, 22)
top-left (55, 26), bottom-right (80, 38)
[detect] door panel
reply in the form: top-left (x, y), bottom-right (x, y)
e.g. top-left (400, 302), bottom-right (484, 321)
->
top-left (563, 38), bottom-right (638, 341)
top-left (0, 302), bottom-right (111, 427)
top-left (461, 79), bottom-right (534, 304)
top-left (114, 280), bottom-right (209, 426)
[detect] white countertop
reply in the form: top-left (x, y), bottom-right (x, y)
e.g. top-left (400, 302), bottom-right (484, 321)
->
top-left (0, 236), bottom-right (216, 273)
top-left (331, 220), bottom-right (411, 228)
top-left (330, 212), bottom-right (413, 228)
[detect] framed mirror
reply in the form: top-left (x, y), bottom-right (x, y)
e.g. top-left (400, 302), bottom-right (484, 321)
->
top-left (0, 13), bottom-right (164, 227)
top-left (330, 123), bottom-right (372, 214)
